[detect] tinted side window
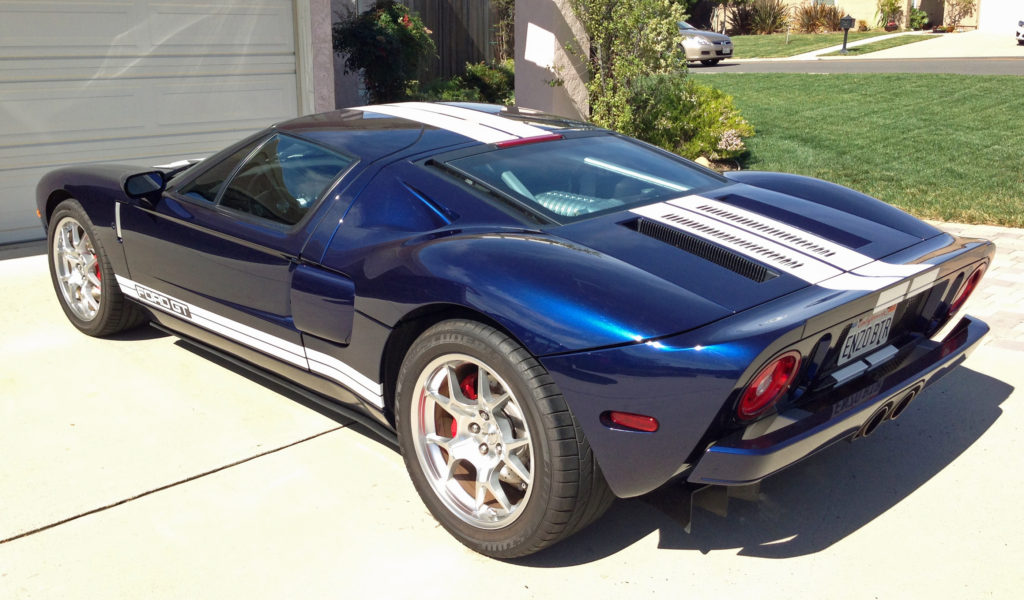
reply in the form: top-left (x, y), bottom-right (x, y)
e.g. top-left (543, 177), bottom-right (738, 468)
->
top-left (178, 140), bottom-right (262, 203)
top-left (218, 134), bottom-right (354, 226)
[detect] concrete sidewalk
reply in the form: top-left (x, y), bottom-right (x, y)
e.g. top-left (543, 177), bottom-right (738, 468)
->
top-left (1, 223), bottom-right (1022, 598)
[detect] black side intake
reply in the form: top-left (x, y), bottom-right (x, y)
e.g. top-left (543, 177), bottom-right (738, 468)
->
top-left (627, 217), bottom-right (779, 283)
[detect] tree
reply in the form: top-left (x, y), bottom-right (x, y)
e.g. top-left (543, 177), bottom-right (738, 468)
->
top-left (332, 1), bottom-right (436, 103)
top-left (944, 0), bottom-right (976, 30)
top-left (569, 0), bottom-right (689, 133)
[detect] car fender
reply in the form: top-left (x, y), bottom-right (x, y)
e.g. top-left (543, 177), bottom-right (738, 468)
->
top-left (723, 170), bottom-right (940, 239)
top-left (347, 229), bottom-right (734, 357)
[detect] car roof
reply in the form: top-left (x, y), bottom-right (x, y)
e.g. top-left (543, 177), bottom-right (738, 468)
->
top-left (274, 102), bottom-right (595, 163)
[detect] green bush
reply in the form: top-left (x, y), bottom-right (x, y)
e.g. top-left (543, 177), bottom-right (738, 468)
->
top-left (418, 60), bottom-right (515, 105)
top-left (730, 3), bottom-right (756, 35)
top-left (750, 0), bottom-right (790, 35)
top-left (908, 7), bottom-right (929, 30)
top-left (820, 5), bottom-right (843, 31)
top-left (332, 1), bottom-right (436, 103)
top-left (627, 73), bottom-right (754, 161)
top-left (794, 2), bottom-right (845, 33)
top-left (876, 0), bottom-right (904, 28)
top-left (570, 0), bottom-right (688, 134)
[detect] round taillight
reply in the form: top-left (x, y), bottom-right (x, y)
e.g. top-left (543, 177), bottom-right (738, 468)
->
top-left (737, 351), bottom-right (802, 420)
top-left (947, 264), bottom-right (986, 318)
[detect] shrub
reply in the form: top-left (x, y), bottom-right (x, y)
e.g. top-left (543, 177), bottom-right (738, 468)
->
top-left (819, 5), bottom-right (843, 32)
top-left (857, 18), bottom-right (869, 32)
top-left (730, 3), bottom-right (756, 35)
top-left (418, 60), bottom-right (515, 105)
top-left (944, 0), bottom-right (976, 30)
top-left (628, 73), bottom-right (754, 161)
top-left (908, 7), bottom-right (929, 30)
top-left (569, 0), bottom-right (689, 134)
top-left (793, 2), bottom-right (846, 33)
top-left (332, 1), bottom-right (436, 104)
top-left (750, 0), bottom-right (790, 35)
top-left (875, 0), bottom-right (904, 28)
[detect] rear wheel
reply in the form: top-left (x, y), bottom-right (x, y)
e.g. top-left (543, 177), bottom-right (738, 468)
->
top-left (396, 320), bottom-right (613, 558)
top-left (48, 199), bottom-right (144, 336)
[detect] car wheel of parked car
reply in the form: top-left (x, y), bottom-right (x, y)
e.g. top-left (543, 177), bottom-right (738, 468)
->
top-left (700, 59), bottom-right (721, 66)
top-left (47, 199), bottom-right (144, 337)
top-left (396, 319), bottom-right (613, 558)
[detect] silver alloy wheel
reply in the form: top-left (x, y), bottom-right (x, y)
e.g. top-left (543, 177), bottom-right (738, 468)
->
top-left (411, 353), bottom-right (534, 529)
top-left (52, 216), bottom-right (101, 322)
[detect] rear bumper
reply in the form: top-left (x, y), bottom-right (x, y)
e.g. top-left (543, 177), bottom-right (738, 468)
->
top-left (687, 315), bottom-right (988, 486)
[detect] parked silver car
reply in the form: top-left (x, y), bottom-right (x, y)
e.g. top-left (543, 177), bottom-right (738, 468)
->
top-left (678, 21), bottom-right (733, 65)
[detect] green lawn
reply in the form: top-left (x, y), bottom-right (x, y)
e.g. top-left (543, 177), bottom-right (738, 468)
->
top-left (820, 34), bottom-right (933, 56)
top-left (732, 31), bottom-right (890, 58)
top-left (691, 73), bottom-right (1024, 227)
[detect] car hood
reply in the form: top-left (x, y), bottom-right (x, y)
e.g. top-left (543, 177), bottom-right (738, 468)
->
top-left (552, 181), bottom-right (940, 314)
top-left (680, 29), bottom-right (731, 43)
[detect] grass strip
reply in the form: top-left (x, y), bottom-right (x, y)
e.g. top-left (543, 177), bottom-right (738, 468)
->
top-left (691, 73), bottom-right (1024, 226)
top-left (732, 31), bottom-right (890, 58)
top-left (820, 34), bottom-right (935, 56)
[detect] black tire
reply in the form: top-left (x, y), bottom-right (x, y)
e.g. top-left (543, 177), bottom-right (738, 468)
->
top-left (700, 59), bottom-right (721, 66)
top-left (395, 320), bottom-right (613, 558)
top-left (47, 199), bottom-right (145, 337)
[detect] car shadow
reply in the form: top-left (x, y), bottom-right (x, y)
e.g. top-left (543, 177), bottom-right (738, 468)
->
top-left (513, 365), bottom-right (1011, 566)
top-left (690, 61), bottom-right (739, 69)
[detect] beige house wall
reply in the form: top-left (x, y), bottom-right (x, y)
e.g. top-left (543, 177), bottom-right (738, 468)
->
top-left (513, 0), bottom-right (589, 120)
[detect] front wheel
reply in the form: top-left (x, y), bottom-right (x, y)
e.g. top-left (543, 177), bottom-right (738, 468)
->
top-left (47, 199), bottom-right (144, 336)
top-left (396, 320), bottom-right (613, 558)
top-left (700, 59), bottom-right (721, 66)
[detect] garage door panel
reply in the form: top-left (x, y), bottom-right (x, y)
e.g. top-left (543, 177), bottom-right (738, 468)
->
top-left (0, 55), bottom-right (297, 85)
top-left (0, 0), bottom-right (299, 244)
top-left (1, 75), bottom-right (296, 152)
top-left (148, 1), bottom-right (295, 53)
top-left (0, 0), bottom-right (294, 58)
top-left (157, 79), bottom-right (297, 126)
top-left (0, 1), bottom-right (139, 51)
top-left (978, 1), bottom-right (1018, 34)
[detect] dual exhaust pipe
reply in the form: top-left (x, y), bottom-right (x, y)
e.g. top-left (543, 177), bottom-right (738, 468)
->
top-left (855, 383), bottom-right (924, 439)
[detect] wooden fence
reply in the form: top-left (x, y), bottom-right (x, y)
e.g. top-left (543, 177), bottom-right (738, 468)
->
top-left (404, 0), bottom-right (495, 80)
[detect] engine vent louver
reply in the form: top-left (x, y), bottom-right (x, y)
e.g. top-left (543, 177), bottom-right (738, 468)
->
top-left (628, 217), bottom-right (779, 283)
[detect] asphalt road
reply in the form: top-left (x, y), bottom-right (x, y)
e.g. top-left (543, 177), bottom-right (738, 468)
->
top-left (695, 57), bottom-right (1024, 75)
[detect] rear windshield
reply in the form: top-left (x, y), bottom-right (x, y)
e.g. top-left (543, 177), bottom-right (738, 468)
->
top-left (444, 135), bottom-right (725, 223)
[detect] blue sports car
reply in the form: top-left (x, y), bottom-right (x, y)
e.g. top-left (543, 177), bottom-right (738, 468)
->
top-left (37, 102), bottom-right (993, 557)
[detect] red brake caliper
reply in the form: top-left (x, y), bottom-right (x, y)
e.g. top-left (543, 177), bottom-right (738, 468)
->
top-left (93, 254), bottom-right (101, 281)
top-left (451, 372), bottom-right (478, 437)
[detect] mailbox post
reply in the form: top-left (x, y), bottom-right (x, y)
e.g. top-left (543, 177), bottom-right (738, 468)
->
top-left (840, 14), bottom-right (855, 55)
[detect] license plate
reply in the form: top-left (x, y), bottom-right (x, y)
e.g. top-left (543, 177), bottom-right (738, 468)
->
top-left (839, 306), bottom-right (896, 365)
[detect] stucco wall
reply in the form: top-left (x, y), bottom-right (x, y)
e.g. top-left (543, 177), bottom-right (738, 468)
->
top-left (513, 0), bottom-right (588, 120)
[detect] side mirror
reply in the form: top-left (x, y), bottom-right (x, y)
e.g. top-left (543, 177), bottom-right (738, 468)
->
top-left (123, 171), bottom-right (166, 204)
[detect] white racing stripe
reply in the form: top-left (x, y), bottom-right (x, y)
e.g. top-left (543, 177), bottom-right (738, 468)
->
top-left (115, 275), bottom-right (384, 407)
top-left (631, 202), bottom-right (844, 284)
top-left (635, 200), bottom-right (941, 301)
top-left (668, 195), bottom-right (874, 271)
top-left (353, 104), bottom-right (516, 144)
top-left (307, 349), bottom-right (384, 408)
top-left (394, 102), bottom-right (550, 139)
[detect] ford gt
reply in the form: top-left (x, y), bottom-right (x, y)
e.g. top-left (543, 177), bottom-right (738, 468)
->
top-left (37, 102), bottom-right (993, 558)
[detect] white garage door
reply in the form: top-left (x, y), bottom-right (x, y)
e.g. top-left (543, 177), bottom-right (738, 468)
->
top-left (0, 0), bottom-right (302, 245)
top-left (978, 0), bottom-right (1019, 34)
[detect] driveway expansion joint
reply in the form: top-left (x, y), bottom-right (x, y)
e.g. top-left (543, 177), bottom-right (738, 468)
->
top-left (0, 425), bottom-right (346, 546)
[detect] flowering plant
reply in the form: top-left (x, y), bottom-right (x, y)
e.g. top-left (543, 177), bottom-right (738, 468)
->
top-left (333, 1), bottom-right (436, 103)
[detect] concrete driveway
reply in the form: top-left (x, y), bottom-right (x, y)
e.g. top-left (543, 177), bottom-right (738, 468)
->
top-left (858, 30), bottom-right (1024, 59)
top-left (2, 223), bottom-right (1022, 599)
